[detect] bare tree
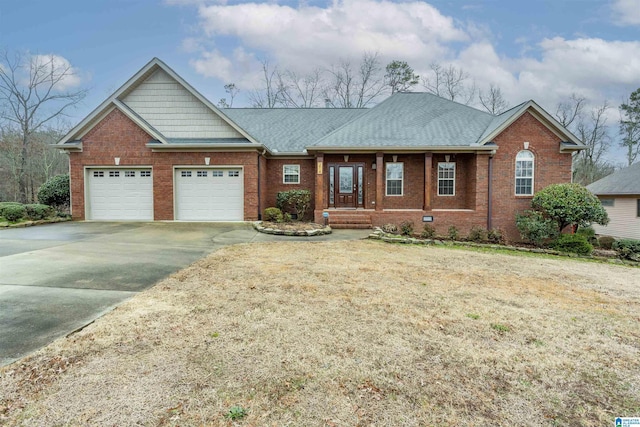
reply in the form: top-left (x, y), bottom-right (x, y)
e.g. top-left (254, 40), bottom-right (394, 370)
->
top-left (0, 51), bottom-right (86, 202)
top-left (324, 52), bottom-right (386, 108)
top-left (422, 63), bottom-right (476, 105)
top-left (217, 83), bottom-right (239, 108)
top-left (554, 93), bottom-right (586, 128)
top-left (278, 68), bottom-right (325, 108)
top-left (619, 88), bottom-right (640, 166)
top-left (384, 60), bottom-right (419, 94)
top-left (248, 59), bottom-right (284, 108)
top-left (478, 84), bottom-right (510, 114)
top-left (573, 101), bottom-right (614, 185)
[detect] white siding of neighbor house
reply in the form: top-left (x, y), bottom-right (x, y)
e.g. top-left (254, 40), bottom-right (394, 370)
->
top-left (122, 69), bottom-right (243, 139)
top-left (593, 197), bottom-right (640, 240)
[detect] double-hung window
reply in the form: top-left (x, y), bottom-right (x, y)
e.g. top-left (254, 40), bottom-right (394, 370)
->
top-left (386, 163), bottom-right (403, 196)
top-left (283, 165), bottom-right (300, 184)
top-left (515, 150), bottom-right (534, 196)
top-left (437, 162), bottom-right (455, 196)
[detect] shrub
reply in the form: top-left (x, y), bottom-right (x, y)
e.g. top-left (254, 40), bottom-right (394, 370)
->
top-left (447, 225), bottom-right (459, 241)
top-left (2, 204), bottom-right (26, 222)
top-left (516, 210), bottom-right (558, 247)
top-left (37, 174), bottom-right (70, 211)
top-left (468, 226), bottom-right (488, 242)
top-left (263, 207), bottom-right (283, 222)
top-left (276, 190), bottom-right (311, 220)
top-left (487, 228), bottom-right (505, 244)
top-left (598, 235), bottom-right (616, 250)
top-left (421, 224), bottom-right (436, 239)
top-left (382, 223), bottom-right (398, 234)
top-left (531, 183), bottom-right (609, 232)
top-left (612, 239), bottom-right (640, 261)
top-left (24, 204), bottom-right (54, 220)
top-left (576, 225), bottom-right (597, 245)
top-left (552, 234), bottom-right (593, 255)
top-left (400, 220), bottom-right (414, 236)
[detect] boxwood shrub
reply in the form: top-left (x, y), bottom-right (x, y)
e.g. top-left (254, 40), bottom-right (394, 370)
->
top-left (24, 204), bottom-right (54, 220)
top-left (2, 204), bottom-right (27, 222)
top-left (612, 239), bottom-right (640, 261)
top-left (552, 234), bottom-right (593, 255)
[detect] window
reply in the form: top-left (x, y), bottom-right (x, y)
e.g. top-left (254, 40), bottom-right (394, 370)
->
top-left (228, 171), bottom-right (240, 177)
top-left (109, 171), bottom-right (120, 178)
top-left (125, 171), bottom-right (136, 177)
top-left (181, 171), bottom-right (192, 177)
top-left (93, 171), bottom-right (104, 178)
top-left (197, 170), bottom-right (208, 177)
top-left (212, 170), bottom-right (223, 177)
top-left (437, 162), bottom-right (456, 196)
top-left (637, 199), bottom-right (640, 217)
top-left (283, 164), bottom-right (300, 184)
top-left (140, 170), bottom-right (151, 177)
top-left (515, 150), bottom-right (534, 195)
top-left (600, 198), bottom-right (614, 207)
top-left (386, 163), bottom-right (403, 196)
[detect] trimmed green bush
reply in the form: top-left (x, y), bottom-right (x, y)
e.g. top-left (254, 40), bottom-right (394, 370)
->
top-left (487, 228), bottom-right (505, 244)
top-left (24, 204), bottom-right (54, 220)
top-left (38, 174), bottom-right (70, 211)
top-left (598, 235), bottom-right (616, 250)
top-left (612, 239), bottom-right (640, 261)
top-left (448, 225), bottom-right (459, 241)
top-left (276, 189), bottom-right (311, 220)
top-left (552, 234), bottom-right (593, 255)
top-left (468, 226), bottom-right (488, 242)
top-left (263, 207), bottom-right (283, 222)
top-left (2, 204), bottom-right (26, 222)
top-left (516, 210), bottom-right (558, 247)
top-left (400, 220), bottom-right (414, 236)
top-left (576, 225), bottom-right (597, 245)
top-left (421, 224), bottom-right (436, 239)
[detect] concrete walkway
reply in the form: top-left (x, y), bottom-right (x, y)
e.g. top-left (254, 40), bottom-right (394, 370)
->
top-left (0, 222), bottom-right (370, 366)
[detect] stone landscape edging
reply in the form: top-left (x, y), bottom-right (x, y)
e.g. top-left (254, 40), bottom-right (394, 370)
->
top-left (0, 217), bottom-right (71, 229)
top-left (253, 221), bottom-right (332, 237)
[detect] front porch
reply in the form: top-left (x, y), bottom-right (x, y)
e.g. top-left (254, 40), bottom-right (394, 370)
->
top-left (312, 151), bottom-right (492, 233)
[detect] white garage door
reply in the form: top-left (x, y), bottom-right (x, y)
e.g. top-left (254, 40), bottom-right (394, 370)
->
top-left (175, 168), bottom-right (244, 221)
top-left (87, 168), bottom-right (153, 220)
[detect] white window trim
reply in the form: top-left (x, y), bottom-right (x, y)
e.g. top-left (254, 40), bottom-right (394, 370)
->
top-left (437, 162), bottom-right (456, 196)
top-left (283, 164), bottom-right (300, 184)
top-left (515, 150), bottom-right (535, 196)
top-left (385, 162), bottom-right (404, 196)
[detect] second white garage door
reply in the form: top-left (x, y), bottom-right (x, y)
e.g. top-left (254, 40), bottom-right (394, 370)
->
top-left (174, 168), bottom-right (244, 221)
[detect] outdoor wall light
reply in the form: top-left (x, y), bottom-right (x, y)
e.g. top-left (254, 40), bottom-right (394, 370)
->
top-left (344, 155), bottom-right (349, 162)
top-left (205, 157), bottom-right (211, 165)
top-left (114, 157), bottom-right (120, 165)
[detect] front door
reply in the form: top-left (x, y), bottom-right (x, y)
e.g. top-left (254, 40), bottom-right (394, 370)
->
top-left (328, 163), bottom-right (365, 208)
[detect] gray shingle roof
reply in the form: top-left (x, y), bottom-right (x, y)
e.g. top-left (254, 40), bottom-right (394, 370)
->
top-left (223, 108), bottom-right (367, 153)
top-left (311, 92), bottom-right (497, 148)
top-left (587, 162), bottom-right (640, 195)
top-left (476, 101), bottom-right (528, 143)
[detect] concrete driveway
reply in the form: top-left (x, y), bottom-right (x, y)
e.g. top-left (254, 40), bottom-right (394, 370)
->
top-left (0, 221), bottom-right (370, 366)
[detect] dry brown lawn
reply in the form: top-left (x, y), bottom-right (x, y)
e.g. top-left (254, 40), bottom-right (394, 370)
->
top-left (1, 240), bottom-right (639, 426)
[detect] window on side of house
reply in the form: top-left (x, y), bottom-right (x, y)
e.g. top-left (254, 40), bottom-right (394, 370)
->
top-left (637, 199), bottom-right (640, 217)
top-left (437, 162), bottom-right (456, 196)
top-left (283, 164), bottom-right (300, 184)
top-left (515, 150), bottom-right (534, 196)
top-left (600, 198), bottom-right (614, 207)
top-left (386, 162), bottom-right (403, 196)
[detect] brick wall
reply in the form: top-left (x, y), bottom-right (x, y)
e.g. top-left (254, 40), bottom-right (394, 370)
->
top-left (69, 109), bottom-right (260, 220)
top-left (264, 158), bottom-right (315, 219)
top-left (490, 111), bottom-right (573, 239)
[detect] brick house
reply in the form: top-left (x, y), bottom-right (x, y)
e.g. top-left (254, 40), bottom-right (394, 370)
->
top-left (56, 58), bottom-right (584, 240)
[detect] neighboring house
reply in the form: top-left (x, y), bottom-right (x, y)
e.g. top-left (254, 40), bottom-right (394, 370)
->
top-left (587, 162), bottom-right (640, 240)
top-left (55, 58), bottom-right (584, 240)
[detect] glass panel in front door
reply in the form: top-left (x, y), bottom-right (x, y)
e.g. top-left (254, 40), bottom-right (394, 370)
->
top-left (339, 167), bottom-right (353, 193)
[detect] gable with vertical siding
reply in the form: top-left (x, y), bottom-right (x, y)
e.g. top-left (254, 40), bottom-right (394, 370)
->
top-left (122, 69), bottom-right (243, 139)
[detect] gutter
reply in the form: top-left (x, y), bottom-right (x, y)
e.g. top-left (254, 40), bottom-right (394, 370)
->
top-left (306, 145), bottom-right (499, 154)
top-left (145, 143), bottom-right (267, 152)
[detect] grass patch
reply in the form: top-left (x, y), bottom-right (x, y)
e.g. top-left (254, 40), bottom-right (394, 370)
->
top-left (1, 240), bottom-right (638, 426)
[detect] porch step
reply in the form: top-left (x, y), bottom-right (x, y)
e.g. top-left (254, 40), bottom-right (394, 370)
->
top-left (326, 213), bottom-right (372, 229)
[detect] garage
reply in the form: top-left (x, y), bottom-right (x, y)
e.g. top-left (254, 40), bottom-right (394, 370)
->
top-left (174, 168), bottom-right (244, 221)
top-left (86, 168), bottom-right (153, 220)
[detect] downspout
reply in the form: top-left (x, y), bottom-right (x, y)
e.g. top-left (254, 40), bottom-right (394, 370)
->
top-left (487, 151), bottom-right (494, 230)
top-left (257, 151), bottom-right (262, 220)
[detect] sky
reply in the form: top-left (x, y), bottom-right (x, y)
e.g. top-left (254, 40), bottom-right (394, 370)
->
top-left (1, 0), bottom-right (639, 164)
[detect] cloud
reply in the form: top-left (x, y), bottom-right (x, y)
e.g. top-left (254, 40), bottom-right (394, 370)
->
top-left (611, 0), bottom-right (640, 26)
top-left (32, 54), bottom-right (84, 91)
